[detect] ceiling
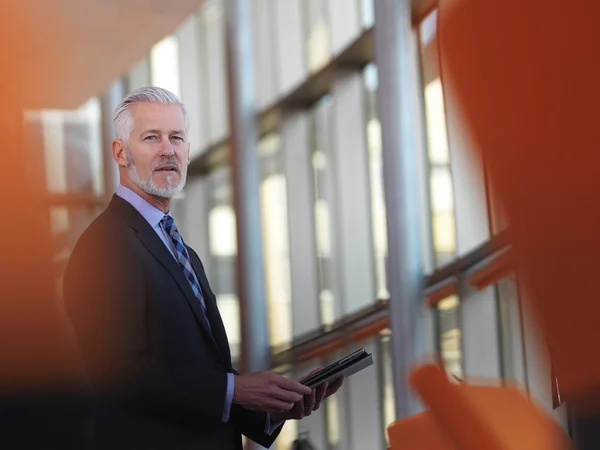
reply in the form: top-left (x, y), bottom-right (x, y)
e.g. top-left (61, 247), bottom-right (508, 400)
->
top-left (0, 0), bottom-right (203, 109)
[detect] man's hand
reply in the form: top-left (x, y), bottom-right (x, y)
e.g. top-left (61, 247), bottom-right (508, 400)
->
top-left (233, 372), bottom-right (312, 414)
top-left (271, 370), bottom-right (344, 423)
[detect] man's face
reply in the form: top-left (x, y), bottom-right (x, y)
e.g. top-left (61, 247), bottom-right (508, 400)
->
top-left (121, 102), bottom-right (190, 198)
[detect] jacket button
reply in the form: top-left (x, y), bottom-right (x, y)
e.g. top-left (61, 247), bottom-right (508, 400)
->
top-left (215, 359), bottom-right (224, 368)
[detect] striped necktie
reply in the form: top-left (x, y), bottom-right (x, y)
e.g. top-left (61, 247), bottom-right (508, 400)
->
top-left (161, 214), bottom-right (212, 332)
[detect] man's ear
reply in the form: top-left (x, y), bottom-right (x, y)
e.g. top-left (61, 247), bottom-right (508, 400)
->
top-left (113, 139), bottom-right (128, 168)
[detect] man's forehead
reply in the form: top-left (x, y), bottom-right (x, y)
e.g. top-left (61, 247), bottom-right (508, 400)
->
top-left (130, 102), bottom-right (186, 128)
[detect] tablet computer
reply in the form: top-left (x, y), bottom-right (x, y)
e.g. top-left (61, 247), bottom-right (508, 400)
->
top-left (300, 348), bottom-right (374, 389)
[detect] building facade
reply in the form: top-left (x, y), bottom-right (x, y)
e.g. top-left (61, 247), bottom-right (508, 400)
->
top-left (28, 1), bottom-right (567, 449)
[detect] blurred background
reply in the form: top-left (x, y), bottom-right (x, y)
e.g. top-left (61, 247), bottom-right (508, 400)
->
top-left (14, 0), bottom-right (569, 448)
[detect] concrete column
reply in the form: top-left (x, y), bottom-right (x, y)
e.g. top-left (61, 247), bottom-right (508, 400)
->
top-left (224, 0), bottom-right (270, 384)
top-left (374, 0), bottom-right (425, 417)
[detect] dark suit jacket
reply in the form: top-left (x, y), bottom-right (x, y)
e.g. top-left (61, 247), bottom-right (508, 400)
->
top-left (63, 195), bottom-right (281, 450)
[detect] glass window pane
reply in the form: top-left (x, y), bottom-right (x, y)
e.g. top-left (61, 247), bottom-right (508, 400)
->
top-left (276, 371), bottom-right (299, 450)
top-left (326, 389), bottom-right (341, 448)
top-left (312, 97), bottom-right (339, 326)
top-left (51, 205), bottom-right (99, 299)
top-left (217, 293), bottom-right (241, 360)
top-left (424, 78), bottom-right (450, 165)
top-left (207, 167), bottom-right (241, 363)
top-left (430, 167), bottom-right (455, 213)
top-left (259, 135), bottom-right (293, 349)
top-left (305, 0), bottom-right (331, 72)
top-left (419, 9), bottom-right (458, 268)
top-left (380, 334), bottom-right (396, 446)
top-left (151, 35), bottom-right (181, 97)
top-left (360, 0), bottom-right (374, 28)
top-left (41, 111), bottom-right (67, 193)
top-left (497, 275), bottom-right (527, 385)
top-left (208, 205), bottom-right (237, 256)
top-left (364, 64), bottom-right (389, 299)
top-left (27, 97), bottom-right (103, 196)
top-left (436, 295), bottom-right (463, 380)
top-left (432, 213), bottom-right (456, 256)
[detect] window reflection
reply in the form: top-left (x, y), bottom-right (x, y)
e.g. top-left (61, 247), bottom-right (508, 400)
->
top-left (207, 168), bottom-right (241, 362)
top-left (216, 293), bottom-right (241, 361)
top-left (151, 35), bottom-right (181, 97)
top-left (424, 79), bottom-right (450, 165)
top-left (380, 333), bottom-right (396, 446)
top-left (276, 372), bottom-right (299, 449)
top-left (208, 205), bottom-right (237, 257)
top-left (436, 295), bottom-right (463, 379)
top-left (320, 289), bottom-right (335, 327)
top-left (27, 97), bottom-right (103, 196)
top-left (496, 275), bottom-right (527, 385)
top-left (364, 64), bottom-right (389, 300)
top-left (312, 97), bottom-right (339, 326)
top-left (50, 205), bottom-right (97, 299)
top-left (314, 198), bottom-right (332, 257)
top-left (326, 391), bottom-right (341, 448)
top-left (360, 0), bottom-right (374, 28)
top-left (305, 0), bottom-right (330, 72)
top-left (259, 135), bottom-right (293, 348)
top-left (419, 9), bottom-right (458, 268)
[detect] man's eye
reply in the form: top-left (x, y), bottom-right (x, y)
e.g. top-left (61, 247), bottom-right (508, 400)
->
top-left (144, 136), bottom-right (157, 141)
top-left (172, 136), bottom-right (184, 141)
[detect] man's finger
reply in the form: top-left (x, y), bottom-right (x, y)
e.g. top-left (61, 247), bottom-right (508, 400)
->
top-left (265, 399), bottom-right (295, 413)
top-left (304, 389), bottom-right (316, 412)
top-left (314, 381), bottom-right (327, 407)
top-left (276, 376), bottom-right (312, 395)
top-left (287, 400), bottom-right (304, 420)
top-left (271, 386), bottom-right (304, 403)
top-left (326, 376), bottom-right (344, 397)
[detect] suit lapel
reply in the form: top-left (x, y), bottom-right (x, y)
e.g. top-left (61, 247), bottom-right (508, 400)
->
top-left (109, 196), bottom-right (219, 350)
top-left (188, 251), bottom-right (232, 365)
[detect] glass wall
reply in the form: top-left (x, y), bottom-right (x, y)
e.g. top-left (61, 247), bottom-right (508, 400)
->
top-left (311, 97), bottom-right (338, 327)
top-left (24, 98), bottom-right (104, 294)
top-left (435, 295), bottom-right (463, 380)
top-left (364, 64), bottom-right (389, 300)
top-left (206, 167), bottom-right (242, 364)
top-left (305, 0), bottom-right (330, 73)
top-left (379, 332), bottom-right (396, 446)
top-left (496, 274), bottom-right (527, 386)
top-left (259, 133), bottom-right (294, 350)
top-left (418, 10), bottom-right (457, 268)
top-left (150, 35), bottom-right (181, 98)
top-left (41, 0), bottom-right (569, 446)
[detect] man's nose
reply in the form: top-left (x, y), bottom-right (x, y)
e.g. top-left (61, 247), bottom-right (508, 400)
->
top-left (158, 139), bottom-right (175, 156)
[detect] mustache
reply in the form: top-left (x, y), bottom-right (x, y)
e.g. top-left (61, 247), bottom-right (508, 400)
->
top-left (152, 158), bottom-right (182, 172)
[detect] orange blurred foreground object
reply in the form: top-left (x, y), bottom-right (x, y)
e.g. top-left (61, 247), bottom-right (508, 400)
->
top-left (387, 364), bottom-right (571, 450)
top-left (438, 0), bottom-right (600, 413)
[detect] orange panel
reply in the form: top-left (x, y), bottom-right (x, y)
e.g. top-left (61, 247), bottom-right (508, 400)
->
top-left (438, 0), bottom-right (600, 413)
top-left (400, 364), bottom-right (571, 450)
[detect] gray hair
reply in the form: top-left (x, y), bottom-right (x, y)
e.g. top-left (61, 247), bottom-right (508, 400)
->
top-left (113, 86), bottom-right (189, 143)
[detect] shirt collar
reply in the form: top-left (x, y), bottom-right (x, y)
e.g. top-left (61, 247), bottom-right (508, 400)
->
top-left (116, 184), bottom-right (169, 228)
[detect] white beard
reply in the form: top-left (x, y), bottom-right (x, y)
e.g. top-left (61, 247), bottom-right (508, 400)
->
top-left (125, 148), bottom-right (186, 199)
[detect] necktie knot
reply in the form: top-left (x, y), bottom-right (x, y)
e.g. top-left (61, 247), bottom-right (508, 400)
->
top-left (161, 214), bottom-right (176, 233)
